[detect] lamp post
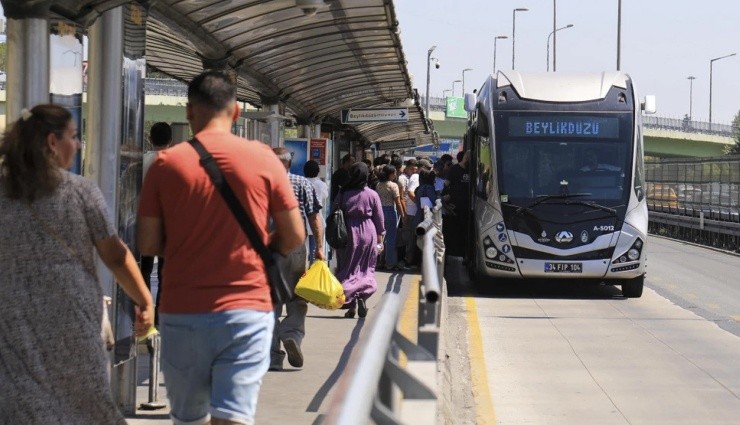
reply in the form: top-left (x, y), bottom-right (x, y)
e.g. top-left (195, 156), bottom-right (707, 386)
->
top-left (547, 24), bottom-right (573, 72)
top-left (462, 68), bottom-right (473, 96)
top-left (452, 79), bottom-right (461, 97)
top-left (552, 0), bottom-right (557, 73)
top-left (493, 35), bottom-right (508, 74)
top-left (687, 76), bottom-right (696, 121)
top-left (616, 0), bottom-right (621, 70)
top-left (709, 53), bottom-right (736, 123)
top-left (512, 7), bottom-right (529, 69)
top-left (425, 45), bottom-right (437, 118)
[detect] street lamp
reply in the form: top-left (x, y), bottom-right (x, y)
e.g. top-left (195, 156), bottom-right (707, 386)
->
top-left (709, 53), bottom-right (736, 123)
top-left (512, 7), bottom-right (528, 69)
top-left (462, 68), bottom-right (473, 96)
top-left (547, 24), bottom-right (573, 72)
top-left (687, 76), bottom-right (696, 121)
top-left (452, 79), bottom-right (462, 97)
top-left (493, 35), bottom-right (508, 74)
top-left (425, 45), bottom-right (437, 118)
top-left (616, 0), bottom-right (621, 70)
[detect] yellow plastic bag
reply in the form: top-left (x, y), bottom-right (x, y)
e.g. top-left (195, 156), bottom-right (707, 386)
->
top-left (295, 261), bottom-right (346, 310)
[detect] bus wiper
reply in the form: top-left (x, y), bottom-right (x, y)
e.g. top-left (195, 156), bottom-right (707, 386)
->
top-left (515, 193), bottom-right (592, 216)
top-left (564, 200), bottom-right (618, 216)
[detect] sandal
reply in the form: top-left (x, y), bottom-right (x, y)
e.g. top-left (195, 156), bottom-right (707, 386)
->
top-left (344, 309), bottom-right (356, 318)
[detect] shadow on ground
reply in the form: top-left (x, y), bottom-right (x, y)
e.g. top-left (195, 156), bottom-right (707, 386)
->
top-left (443, 257), bottom-right (626, 301)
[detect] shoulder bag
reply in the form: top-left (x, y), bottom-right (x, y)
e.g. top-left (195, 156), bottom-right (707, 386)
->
top-left (325, 191), bottom-right (348, 249)
top-left (188, 138), bottom-right (292, 305)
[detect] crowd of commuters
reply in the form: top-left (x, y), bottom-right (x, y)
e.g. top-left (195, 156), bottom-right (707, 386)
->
top-left (0, 66), bottom-right (471, 423)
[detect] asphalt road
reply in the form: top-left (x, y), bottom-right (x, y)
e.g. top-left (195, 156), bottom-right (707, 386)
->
top-left (443, 236), bottom-right (740, 424)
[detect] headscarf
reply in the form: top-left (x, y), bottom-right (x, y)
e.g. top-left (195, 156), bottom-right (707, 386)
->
top-left (343, 162), bottom-right (369, 191)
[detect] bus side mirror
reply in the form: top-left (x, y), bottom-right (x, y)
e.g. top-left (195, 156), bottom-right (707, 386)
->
top-left (464, 93), bottom-right (477, 113)
top-left (641, 95), bottom-right (656, 114)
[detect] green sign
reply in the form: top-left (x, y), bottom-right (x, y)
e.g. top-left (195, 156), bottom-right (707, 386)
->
top-left (445, 96), bottom-right (467, 119)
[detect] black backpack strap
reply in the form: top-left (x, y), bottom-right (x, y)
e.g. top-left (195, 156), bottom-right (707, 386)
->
top-left (188, 137), bottom-right (274, 266)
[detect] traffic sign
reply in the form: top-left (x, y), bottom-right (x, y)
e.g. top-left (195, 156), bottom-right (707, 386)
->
top-left (341, 108), bottom-right (408, 124)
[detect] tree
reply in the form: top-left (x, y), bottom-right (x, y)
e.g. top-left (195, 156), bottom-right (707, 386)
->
top-left (0, 42), bottom-right (7, 72)
top-left (728, 110), bottom-right (740, 155)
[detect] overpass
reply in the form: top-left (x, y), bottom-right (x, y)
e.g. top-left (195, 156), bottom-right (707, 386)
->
top-left (423, 96), bottom-right (737, 158)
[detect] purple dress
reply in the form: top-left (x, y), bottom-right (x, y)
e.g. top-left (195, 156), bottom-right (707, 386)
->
top-left (336, 187), bottom-right (385, 305)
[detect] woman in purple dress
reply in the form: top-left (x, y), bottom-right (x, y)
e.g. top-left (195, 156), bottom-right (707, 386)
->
top-left (335, 162), bottom-right (385, 318)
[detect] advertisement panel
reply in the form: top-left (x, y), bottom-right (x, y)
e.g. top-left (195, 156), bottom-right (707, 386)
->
top-left (445, 96), bottom-right (467, 119)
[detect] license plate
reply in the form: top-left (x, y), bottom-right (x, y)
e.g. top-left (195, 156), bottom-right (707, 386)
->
top-left (544, 262), bottom-right (583, 273)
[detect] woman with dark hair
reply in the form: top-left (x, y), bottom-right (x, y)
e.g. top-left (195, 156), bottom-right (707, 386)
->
top-left (376, 165), bottom-right (406, 270)
top-left (334, 162), bottom-right (385, 318)
top-left (0, 104), bottom-right (153, 423)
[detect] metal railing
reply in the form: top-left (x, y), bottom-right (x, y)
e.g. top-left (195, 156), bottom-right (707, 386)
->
top-left (646, 156), bottom-right (740, 252)
top-left (323, 201), bottom-right (445, 425)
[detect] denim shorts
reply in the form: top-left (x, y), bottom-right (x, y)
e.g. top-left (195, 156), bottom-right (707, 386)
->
top-left (160, 309), bottom-right (274, 425)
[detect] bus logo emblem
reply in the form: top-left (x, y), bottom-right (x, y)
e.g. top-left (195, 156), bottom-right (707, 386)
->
top-left (581, 230), bottom-right (589, 243)
top-left (555, 231), bottom-right (573, 243)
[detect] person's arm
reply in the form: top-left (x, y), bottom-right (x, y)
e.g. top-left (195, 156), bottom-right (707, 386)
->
top-left (95, 236), bottom-right (154, 336)
top-left (271, 207), bottom-right (305, 255)
top-left (308, 213), bottom-right (325, 260)
top-left (137, 217), bottom-right (164, 256)
top-left (394, 195), bottom-right (405, 220)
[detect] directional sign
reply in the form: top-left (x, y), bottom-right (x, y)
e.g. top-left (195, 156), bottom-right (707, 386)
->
top-left (379, 138), bottom-right (416, 150)
top-left (341, 108), bottom-right (409, 124)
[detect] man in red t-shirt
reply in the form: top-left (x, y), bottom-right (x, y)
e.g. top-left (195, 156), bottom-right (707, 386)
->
top-left (137, 70), bottom-right (304, 425)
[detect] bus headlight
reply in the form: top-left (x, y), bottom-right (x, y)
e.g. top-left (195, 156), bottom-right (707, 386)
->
top-left (627, 248), bottom-right (640, 261)
top-left (485, 247), bottom-right (498, 259)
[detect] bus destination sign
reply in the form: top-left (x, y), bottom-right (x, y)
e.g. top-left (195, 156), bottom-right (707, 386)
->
top-left (509, 116), bottom-right (620, 139)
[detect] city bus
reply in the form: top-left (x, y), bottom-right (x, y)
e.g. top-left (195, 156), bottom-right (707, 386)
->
top-left (462, 71), bottom-right (656, 297)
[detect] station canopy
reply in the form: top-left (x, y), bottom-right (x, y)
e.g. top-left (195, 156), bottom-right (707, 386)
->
top-left (9, 0), bottom-right (435, 147)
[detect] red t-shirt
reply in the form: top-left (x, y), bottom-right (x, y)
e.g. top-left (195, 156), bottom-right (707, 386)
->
top-left (138, 130), bottom-right (298, 313)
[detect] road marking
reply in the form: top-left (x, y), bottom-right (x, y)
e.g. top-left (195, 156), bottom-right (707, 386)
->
top-left (707, 304), bottom-right (720, 309)
top-left (465, 296), bottom-right (496, 425)
top-left (685, 293), bottom-right (697, 299)
top-left (731, 316), bottom-right (740, 322)
top-left (397, 278), bottom-right (420, 366)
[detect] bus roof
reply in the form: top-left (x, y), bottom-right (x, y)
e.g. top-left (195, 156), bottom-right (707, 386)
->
top-left (496, 71), bottom-right (630, 103)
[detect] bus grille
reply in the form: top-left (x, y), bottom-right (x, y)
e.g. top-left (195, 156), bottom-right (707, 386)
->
top-left (512, 246), bottom-right (615, 261)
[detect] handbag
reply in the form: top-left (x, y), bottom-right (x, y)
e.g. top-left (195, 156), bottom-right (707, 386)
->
top-left (325, 192), bottom-right (348, 249)
top-left (294, 261), bottom-right (345, 310)
top-left (188, 138), bottom-right (293, 305)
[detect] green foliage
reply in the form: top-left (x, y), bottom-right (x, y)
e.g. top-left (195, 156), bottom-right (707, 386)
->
top-left (0, 42), bottom-right (7, 72)
top-left (729, 110), bottom-right (740, 155)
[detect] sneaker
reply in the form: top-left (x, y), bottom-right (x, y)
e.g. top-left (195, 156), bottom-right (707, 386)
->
top-left (283, 338), bottom-right (304, 368)
top-left (268, 362), bottom-right (283, 371)
top-left (357, 298), bottom-right (368, 318)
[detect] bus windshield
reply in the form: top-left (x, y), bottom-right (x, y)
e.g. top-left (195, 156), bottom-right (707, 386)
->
top-left (494, 112), bottom-right (633, 204)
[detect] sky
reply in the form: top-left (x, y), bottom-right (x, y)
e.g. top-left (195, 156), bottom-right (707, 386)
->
top-left (1, 2), bottom-right (737, 124)
top-left (395, 0), bottom-right (740, 125)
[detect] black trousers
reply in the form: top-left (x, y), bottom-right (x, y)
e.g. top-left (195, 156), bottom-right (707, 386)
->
top-left (443, 213), bottom-right (468, 258)
top-left (140, 256), bottom-right (164, 325)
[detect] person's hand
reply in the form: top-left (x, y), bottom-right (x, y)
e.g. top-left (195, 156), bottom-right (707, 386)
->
top-left (134, 303), bottom-right (155, 337)
top-left (376, 242), bottom-right (384, 252)
top-left (315, 248), bottom-right (326, 261)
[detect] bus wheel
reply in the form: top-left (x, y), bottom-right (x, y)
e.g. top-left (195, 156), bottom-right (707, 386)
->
top-left (621, 275), bottom-right (644, 298)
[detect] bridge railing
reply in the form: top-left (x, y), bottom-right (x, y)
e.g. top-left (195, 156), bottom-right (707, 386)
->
top-left (646, 156), bottom-right (740, 251)
top-left (419, 95), bottom-right (737, 137)
top-left (323, 200), bottom-right (445, 425)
